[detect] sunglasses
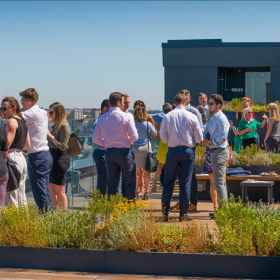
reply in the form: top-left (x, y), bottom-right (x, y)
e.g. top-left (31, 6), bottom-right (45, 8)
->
top-left (247, 112), bottom-right (252, 114)
top-left (209, 102), bottom-right (217, 106)
top-left (48, 111), bottom-right (54, 116)
top-left (0, 106), bottom-right (13, 111)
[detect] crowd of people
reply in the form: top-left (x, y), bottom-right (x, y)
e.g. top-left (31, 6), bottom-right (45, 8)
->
top-left (0, 88), bottom-right (70, 211)
top-left (1, 87), bottom-right (280, 221)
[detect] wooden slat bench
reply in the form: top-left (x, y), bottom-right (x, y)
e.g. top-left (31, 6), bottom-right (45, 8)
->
top-left (196, 174), bottom-right (280, 181)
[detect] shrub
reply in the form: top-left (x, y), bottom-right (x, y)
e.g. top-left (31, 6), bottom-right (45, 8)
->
top-left (195, 145), bottom-right (205, 165)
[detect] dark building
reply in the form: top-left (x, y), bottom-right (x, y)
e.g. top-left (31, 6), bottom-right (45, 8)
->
top-left (162, 39), bottom-right (280, 104)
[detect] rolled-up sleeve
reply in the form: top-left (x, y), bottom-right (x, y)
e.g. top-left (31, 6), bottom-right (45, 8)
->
top-left (127, 118), bottom-right (138, 144)
top-left (159, 117), bottom-right (168, 145)
top-left (213, 118), bottom-right (229, 146)
top-left (192, 119), bottom-right (203, 143)
top-left (92, 123), bottom-right (105, 147)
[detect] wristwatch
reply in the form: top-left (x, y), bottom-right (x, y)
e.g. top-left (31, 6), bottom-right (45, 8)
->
top-left (50, 135), bottom-right (55, 139)
top-left (208, 141), bottom-right (211, 145)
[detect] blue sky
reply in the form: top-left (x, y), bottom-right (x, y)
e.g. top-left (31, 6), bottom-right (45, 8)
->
top-left (0, 1), bottom-right (279, 110)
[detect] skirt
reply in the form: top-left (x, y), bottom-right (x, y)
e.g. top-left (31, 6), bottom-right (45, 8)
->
top-left (132, 144), bottom-right (151, 168)
top-left (49, 148), bottom-right (70, 185)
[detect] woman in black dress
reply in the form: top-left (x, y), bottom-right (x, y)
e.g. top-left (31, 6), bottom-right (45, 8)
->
top-left (47, 102), bottom-right (71, 209)
top-left (0, 125), bottom-right (8, 208)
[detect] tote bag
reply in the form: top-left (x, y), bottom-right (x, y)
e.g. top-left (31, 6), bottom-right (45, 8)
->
top-left (6, 157), bottom-right (21, 192)
top-left (67, 133), bottom-right (84, 157)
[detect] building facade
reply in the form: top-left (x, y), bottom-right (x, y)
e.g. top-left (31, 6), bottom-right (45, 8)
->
top-left (162, 39), bottom-right (280, 104)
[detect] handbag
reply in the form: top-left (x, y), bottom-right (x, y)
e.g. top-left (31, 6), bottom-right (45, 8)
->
top-left (6, 157), bottom-right (21, 192)
top-left (67, 133), bottom-right (84, 157)
top-left (145, 123), bottom-right (158, 173)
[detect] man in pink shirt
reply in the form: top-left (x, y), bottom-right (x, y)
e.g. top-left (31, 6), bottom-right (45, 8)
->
top-left (92, 92), bottom-right (138, 200)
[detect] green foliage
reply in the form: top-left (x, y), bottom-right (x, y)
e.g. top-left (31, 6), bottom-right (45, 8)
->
top-left (230, 144), bottom-right (280, 167)
top-left (222, 98), bottom-right (268, 112)
top-left (215, 194), bottom-right (280, 255)
top-left (231, 98), bottom-right (242, 107)
top-left (195, 145), bottom-right (205, 165)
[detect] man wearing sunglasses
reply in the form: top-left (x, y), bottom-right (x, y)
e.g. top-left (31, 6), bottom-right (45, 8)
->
top-left (20, 88), bottom-right (53, 212)
top-left (202, 94), bottom-right (230, 201)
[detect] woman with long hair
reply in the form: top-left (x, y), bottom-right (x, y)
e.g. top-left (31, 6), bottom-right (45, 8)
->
top-left (47, 102), bottom-right (71, 209)
top-left (133, 105), bottom-right (157, 199)
top-left (230, 110), bottom-right (243, 152)
top-left (1, 97), bottom-right (30, 206)
top-left (264, 103), bottom-right (280, 153)
top-left (238, 107), bottom-right (267, 149)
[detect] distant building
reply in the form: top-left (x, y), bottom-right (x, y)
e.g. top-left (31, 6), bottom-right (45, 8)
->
top-left (91, 108), bottom-right (101, 119)
top-left (70, 109), bottom-right (83, 120)
top-left (162, 39), bottom-right (280, 104)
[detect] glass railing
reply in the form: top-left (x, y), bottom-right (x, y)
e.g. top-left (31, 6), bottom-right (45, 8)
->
top-left (25, 118), bottom-right (160, 209)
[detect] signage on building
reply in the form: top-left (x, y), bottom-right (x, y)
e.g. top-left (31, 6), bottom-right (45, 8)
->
top-left (231, 88), bottom-right (243, 92)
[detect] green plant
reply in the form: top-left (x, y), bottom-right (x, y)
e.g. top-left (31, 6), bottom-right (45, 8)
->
top-left (195, 145), bottom-right (205, 165)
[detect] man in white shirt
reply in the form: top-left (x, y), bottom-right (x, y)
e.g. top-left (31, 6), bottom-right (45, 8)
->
top-left (20, 88), bottom-right (53, 212)
top-left (198, 92), bottom-right (209, 119)
top-left (160, 93), bottom-right (203, 222)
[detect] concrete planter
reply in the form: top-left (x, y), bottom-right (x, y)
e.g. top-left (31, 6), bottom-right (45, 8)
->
top-left (0, 246), bottom-right (279, 279)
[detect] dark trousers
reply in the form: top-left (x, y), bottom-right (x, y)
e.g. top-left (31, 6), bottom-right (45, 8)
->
top-left (105, 148), bottom-right (136, 200)
top-left (28, 151), bottom-right (53, 212)
top-left (162, 146), bottom-right (194, 218)
top-left (93, 149), bottom-right (107, 195)
top-left (242, 138), bottom-right (257, 149)
top-left (190, 147), bottom-right (198, 206)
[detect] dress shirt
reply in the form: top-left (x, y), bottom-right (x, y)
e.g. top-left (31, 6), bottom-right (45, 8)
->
top-left (150, 112), bottom-right (165, 126)
top-left (92, 107), bottom-right (138, 148)
top-left (186, 103), bottom-right (203, 128)
top-left (160, 106), bottom-right (203, 148)
top-left (22, 105), bottom-right (49, 153)
top-left (92, 115), bottom-right (105, 151)
top-left (203, 110), bottom-right (229, 149)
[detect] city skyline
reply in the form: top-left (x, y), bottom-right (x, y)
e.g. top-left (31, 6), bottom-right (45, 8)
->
top-left (1, 1), bottom-right (280, 110)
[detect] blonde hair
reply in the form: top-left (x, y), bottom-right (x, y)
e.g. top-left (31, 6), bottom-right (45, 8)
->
top-left (49, 102), bottom-right (67, 133)
top-left (268, 103), bottom-right (280, 122)
top-left (242, 107), bottom-right (253, 123)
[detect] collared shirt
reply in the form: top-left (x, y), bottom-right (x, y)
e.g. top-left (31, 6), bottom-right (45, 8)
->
top-left (186, 103), bottom-right (203, 128)
top-left (203, 110), bottom-right (229, 149)
top-left (22, 105), bottom-right (49, 153)
top-left (92, 115), bottom-right (105, 151)
top-left (160, 106), bottom-right (203, 148)
top-left (150, 112), bottom-right (165, 126)
top-left (92, 107), bottom-right (138, 149)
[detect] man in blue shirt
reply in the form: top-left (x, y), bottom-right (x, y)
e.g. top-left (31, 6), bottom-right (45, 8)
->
top-left (92, 99), bottom-right (111, 195)
top-left (202, 94), bottom-right (230, 200)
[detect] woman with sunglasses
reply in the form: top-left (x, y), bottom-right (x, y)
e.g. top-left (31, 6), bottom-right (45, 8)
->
top-left (47, 102), bottom-right (71, 209)
top-left (1, 97), bottom-right (30, 207)
top-left (238, 107), bottom-right (267, 149)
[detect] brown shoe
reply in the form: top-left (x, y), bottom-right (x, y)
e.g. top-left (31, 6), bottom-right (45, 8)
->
top-left (188, 203), bottom-right (197, 212)
top-left (170, 202), bottom-right (180, 210)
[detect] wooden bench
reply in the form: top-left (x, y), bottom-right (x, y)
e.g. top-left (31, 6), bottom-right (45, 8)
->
top-left (196, 174), bottom-right (280, 181)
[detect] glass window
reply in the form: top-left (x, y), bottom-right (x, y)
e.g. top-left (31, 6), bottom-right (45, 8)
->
top-left (245, 72), bottom-right (270, 104)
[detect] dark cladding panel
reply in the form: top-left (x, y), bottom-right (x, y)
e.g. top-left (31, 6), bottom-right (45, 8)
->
top-left (164, 67), bottom-right (217, 105)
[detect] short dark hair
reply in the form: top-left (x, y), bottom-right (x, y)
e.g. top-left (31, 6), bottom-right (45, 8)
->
top-left (174, 93), bottom-right (187, 105)
top-left (101, 99), bottom-right (110, 111)
top-left (178, 89), bottom-right (190, 96)
top-left (19, 88), bottom-right (39, 102)
top-left (198, 92), bottom-right (207, 99)
top-left (109, 92), bottom-right (123, 107)
top-left (210, 94), bottom-right (224, 107)
top-left (163, 102), bottom-right (172, 114)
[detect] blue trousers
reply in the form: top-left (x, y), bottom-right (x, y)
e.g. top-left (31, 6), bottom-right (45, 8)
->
top-left (93, 149), bottom-right (107, 195)
top-left (190, 147), bottom-right (198, 205)
top-left (105, 148), bottom-right (136, 200)
top-left (162, 146), bottom-right (194, 218)
top-left (28, 151), bottom-right (53, 212)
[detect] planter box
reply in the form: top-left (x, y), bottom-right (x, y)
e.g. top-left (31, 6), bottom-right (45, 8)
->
top-left (0, 246), bottom-right (279, 279)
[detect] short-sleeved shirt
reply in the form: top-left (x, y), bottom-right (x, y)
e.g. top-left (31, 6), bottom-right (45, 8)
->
top-left (238, 119), bottom-right (261, 139)
top-left (0, 127), bottom-right (8, 178)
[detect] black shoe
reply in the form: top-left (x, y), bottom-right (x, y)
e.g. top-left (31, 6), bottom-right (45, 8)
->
top-left (179, 215), bottom-right (193, 222)
top-left (209, 212), bottom-right (215, 219)
top-left (163, 215), bottom-right (168, 222)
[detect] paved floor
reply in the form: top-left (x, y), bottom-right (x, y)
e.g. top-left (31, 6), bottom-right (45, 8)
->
top-left (0, 268), bottom-right (246, 280)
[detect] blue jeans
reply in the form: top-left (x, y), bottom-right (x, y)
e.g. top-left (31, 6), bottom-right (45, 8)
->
top-left (93, 149), bottom-right (107, 195)
top-left (105, 148), bottom-right (136, 200)
top-left (162, 146), bottom-right (195, 218)
top-left (28, 151), bottom-right (53, 212)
